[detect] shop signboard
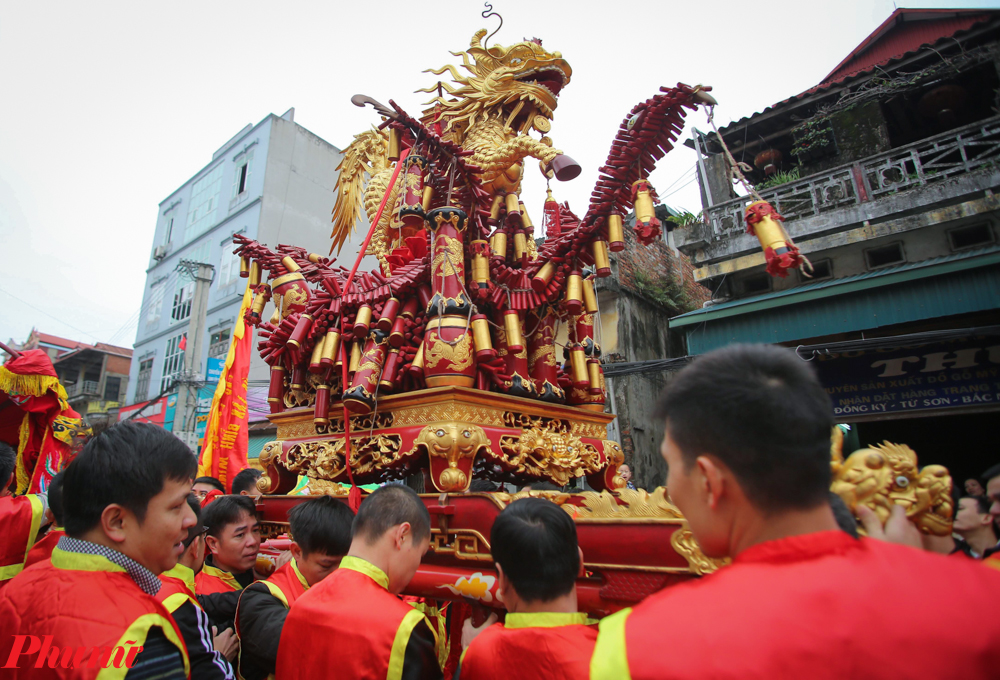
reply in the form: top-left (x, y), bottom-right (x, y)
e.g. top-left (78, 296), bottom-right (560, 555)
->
top-left (117, 396), bottom-right (168, 427)
top-left (813, 336), bottom-right (1000, 418)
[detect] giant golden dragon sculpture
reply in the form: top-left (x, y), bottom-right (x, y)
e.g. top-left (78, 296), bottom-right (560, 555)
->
top-left (331, 30), bottom-right (574, 269)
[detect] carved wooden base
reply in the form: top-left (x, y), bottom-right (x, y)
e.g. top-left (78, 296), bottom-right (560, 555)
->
top-left (257, 386), bottom-right (624, 494)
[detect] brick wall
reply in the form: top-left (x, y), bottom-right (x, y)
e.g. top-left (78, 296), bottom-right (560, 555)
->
top-left (612, 215), bottom-right (711, 310)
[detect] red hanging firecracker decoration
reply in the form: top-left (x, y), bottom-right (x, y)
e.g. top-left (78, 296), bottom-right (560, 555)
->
top-left (745, 200), bottom-right (802, 277)
top-left (631, 179), bottom-right (661, 245)
top-left (542, 187), bottom-right (562, 241)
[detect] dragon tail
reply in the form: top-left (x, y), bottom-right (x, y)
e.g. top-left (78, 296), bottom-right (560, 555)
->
top-left (330, 128), bottom-right (390, 255)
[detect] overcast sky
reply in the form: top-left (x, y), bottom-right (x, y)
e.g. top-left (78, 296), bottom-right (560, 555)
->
top-left (1, 0), bottom-right (996, 349)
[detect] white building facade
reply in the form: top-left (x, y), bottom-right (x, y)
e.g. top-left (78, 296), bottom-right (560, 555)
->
top-left (125, 109), bottom-right (371, 411)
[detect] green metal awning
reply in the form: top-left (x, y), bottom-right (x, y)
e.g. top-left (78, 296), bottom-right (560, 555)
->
top-left (671, 245), bottom-right (1000, 354)
top-left (247, 433), bottom-right (273, 460)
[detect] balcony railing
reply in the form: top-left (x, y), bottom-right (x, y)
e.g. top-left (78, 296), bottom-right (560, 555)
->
top-left (66, 380), bottom-right (101, 398)
top-left (702, 115), bottom-right (1000, 241)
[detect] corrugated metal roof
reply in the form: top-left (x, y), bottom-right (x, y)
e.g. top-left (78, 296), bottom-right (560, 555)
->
top-left (821, 10), bottom-right (989, 86)
top-left (247, 434), bottom-right (273, 460)
top-left (672, 246), bottom-right (1000, 354)
top-left (715, 9), bottom-right (996, 137)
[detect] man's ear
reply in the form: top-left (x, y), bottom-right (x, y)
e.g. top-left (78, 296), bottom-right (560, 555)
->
top-left (100, 504), bottom-right (129, 545)
top-left (393, 522), bottom-right (412, 550)
top-left (577, 547), bottom-right (585, 578)
top-left (290, 542), bottom-right (303, 560)
top-left (982, 512), bottom-right (994, 528)
top-left (205, 534), bottom-right (220, 556)
top-left (495, 562), bottom-right (509, 600)
top-left (696, 456), bottom-right (726, 510)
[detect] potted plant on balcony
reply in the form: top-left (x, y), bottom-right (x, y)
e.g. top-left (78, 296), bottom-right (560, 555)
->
top-left (791, 119), bottom-right (837, 163)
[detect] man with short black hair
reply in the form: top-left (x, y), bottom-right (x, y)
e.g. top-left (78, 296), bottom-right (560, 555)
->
top-left (590, 344), bottom-right (1000, 679)
top-left (0, 421), bottom-right (196, 678)
top-left (194, 475), bottom-right (226, 500)
top-left (232, 468), bottom-right (263, 498)
top-left (25, 471), bottom-right (65, 567)
top-left (236, 495), bottom-right (355, 680)
top-left (0, 441), bottom-right (48, 589)
top-left (981, 464), bottom-right (1000, 571)
top-left (196, 495), bottom-right (261, 595)
top-left (276, 484), bottom-right (441, 679)
top-left (953, 495), bottom-right (998, 559)
top-left (458, 497), bottom-right (594, 680)
top-left (157, 494), bottom-right (238, 679)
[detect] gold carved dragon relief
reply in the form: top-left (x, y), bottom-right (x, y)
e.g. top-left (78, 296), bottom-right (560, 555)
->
top-left (284, 434), bottom-right (403, 481)
top-left (499, 420), bottom-right (600, 487)
top-left (830, 427), bottom-right (953, 536)
top-left (330, 30), bottom-right (572, 271)
top-left (413, 422), bottom-right (490, 491)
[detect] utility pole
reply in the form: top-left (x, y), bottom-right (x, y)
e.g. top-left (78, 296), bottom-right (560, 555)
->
top-left (174, 260), bottom-right (214, 451)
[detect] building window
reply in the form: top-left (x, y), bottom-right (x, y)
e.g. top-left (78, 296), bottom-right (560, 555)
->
top-left (864, 242), bottom-right (906, 269)
top-left (146, 281), bottom-right (166, 327)
top-left (948, 223), bottom-right (993, 251)
top-left (184, 164), bottom-right (224, 243)
top-left (232, 150), bottom-right (254, 198)
top-left (209, 329), bottom-right (231, 358)
top-left (171, 280), bottom-right (194, 321)
top-left (802, 259), bottom-right (832, 281)
top-left (135, 358), bottom-right (153, 403)
top-left (741, 273), bottom-right (772, 295)
top-left (161, 335), bottom-right (186, 392)
top-left (217, 247), bottom-right (242, 290)
top-left (164, 217), bottom-right (174, 245)
top-left (103, 377), bottom-right (122, 402)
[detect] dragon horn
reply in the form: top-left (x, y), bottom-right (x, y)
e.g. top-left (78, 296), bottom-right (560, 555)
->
top-left (470, 28), bottom-right (487, 49)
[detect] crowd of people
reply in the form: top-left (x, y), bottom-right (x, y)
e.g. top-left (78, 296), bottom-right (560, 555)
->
top-left (1, 344), bottom-right (1000, 679)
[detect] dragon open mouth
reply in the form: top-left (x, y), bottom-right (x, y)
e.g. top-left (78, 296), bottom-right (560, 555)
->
top-left (517, 66), bottom-right (566, 99)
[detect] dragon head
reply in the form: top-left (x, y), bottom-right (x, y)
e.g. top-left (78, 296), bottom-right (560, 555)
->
top-left (421, 29), bottom-right (572, 140)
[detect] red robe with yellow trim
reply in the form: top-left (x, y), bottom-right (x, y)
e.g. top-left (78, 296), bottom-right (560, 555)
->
top-left (235, 560), bottom-right (308, 680)
top-left (591, 531), bottom-right (1000, 680)
top-left (259, 559), bottom-right (307, 607)
top-left (459, 612), bottom-right (596, 680)
top-left (196, 564), bottom-right (244, 595)
top-left (0, 546), bottom-right (189, 679)
top-left (0, 494), bottom-right (45, 588)
top-left (157, 564), bottom-right (200, 612)
top-left (25, 527), bottom-right (64, 569)
top-left (276, 556), bottom-right (441, 680)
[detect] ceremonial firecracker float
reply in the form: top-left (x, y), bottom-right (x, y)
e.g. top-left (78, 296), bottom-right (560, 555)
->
top-left (232, 25), bottom-right (954, 634)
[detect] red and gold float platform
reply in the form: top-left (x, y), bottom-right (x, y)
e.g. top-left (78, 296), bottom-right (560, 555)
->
top-left (258, 386), bottom-right (623, 495)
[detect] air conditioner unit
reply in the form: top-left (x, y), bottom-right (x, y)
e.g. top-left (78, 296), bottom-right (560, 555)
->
top-left (153, 245), bottom-right (169, 260)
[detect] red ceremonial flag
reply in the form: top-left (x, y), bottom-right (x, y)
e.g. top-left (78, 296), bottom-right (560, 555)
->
top-left (198, 285), bottom-right (253, 491)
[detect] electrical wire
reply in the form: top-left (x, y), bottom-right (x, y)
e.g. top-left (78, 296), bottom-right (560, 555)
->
top-left (0, 286), bottom-right (103, 342)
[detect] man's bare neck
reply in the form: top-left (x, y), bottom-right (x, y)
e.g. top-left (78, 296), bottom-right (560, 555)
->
top-left (731, 503), bottom-right (841, 557)
top-left (509, 590), bottom-right (578, 615)
top-left (962, 525), bottom-right (998, 555)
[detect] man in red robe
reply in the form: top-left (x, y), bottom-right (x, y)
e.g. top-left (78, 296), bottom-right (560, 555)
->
top-left (590, 344), bottom-right (1000, 679)
top-left (196, 495), bottom-right (261, 595)
top-left (236, 495), bottom-right (355, 680)
top-left (457, 497), bottom-right (595, 680)
top-left (276, 484), bottom-right (441, 679)
top-left (24, 471), bottom-right (64, 568)
top-left (158, 494), bottom-right (238, 679)
top-left (0, 421), bottom-right (195, 678)
top-left (0, 442), bottom-right (47, 588)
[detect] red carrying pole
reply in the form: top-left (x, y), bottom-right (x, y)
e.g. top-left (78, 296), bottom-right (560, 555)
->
top-left (339, 147), bottom-right (411, 510)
